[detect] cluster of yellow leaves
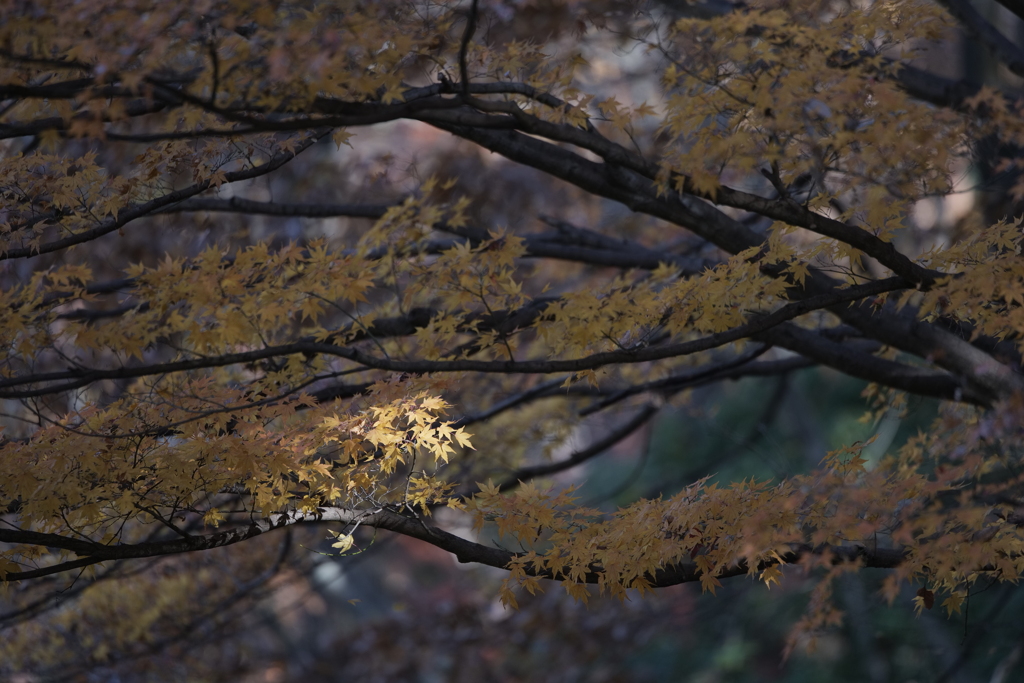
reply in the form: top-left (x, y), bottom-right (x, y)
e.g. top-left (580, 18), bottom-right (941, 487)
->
top-left (0, 152), bottom-right (117, 251)
top-left (918, 217), bottom-right (1024, 349)
top-left (537, 246), bottom-right (796, 359)
top-left (0, 240), bottom-right (369, 401)
top-left (0, 131), bottom-right (292, 258)
top-left (0, 378), bottom-right (470, 576)
top-left (0, 190), bottom-right (517, 397)
top-left (0, 539), bottom-right (288, 673)
top-left (471, 476), bottom-right (799, 606)
top-left (347, 190), bottom-right (536, 360)
top-left (658, 3), bottom-right (961, 205)
top-left (469, 398), bottom-right (1024, 636)
top-left (411, 232), bottom-right (531, 359)
top-left (958, 90), bottom-right (1024, 203)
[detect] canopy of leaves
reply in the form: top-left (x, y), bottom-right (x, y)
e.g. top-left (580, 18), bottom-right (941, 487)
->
top-left (2, 0), bottom-right (1024, 678)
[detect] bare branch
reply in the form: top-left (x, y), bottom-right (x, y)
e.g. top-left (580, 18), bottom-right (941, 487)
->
top-left (495, 404), bottom-right (660, 491)
top-left (993, 0), bottom-right (1024, 22)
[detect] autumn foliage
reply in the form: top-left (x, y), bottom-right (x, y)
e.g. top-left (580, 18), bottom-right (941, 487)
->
top-left (2, 0), bottom-right (1024, 676)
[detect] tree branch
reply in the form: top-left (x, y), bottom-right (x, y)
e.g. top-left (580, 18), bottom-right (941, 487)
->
top-left (938, 0), bottom-right (1024, 78)
top-left (495, 404), bottom-right (660, 491)
top-left (0, 277), bottom-right (916, 399)
top-left (0, 506), bottom-right (908, 587)
top-left (0, 130), bottom-right (329, 260)
top-left (994, 0), bottom-right (1024, 22)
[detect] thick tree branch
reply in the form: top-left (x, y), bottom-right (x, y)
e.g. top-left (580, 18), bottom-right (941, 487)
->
top-left (938, 0), bottom-right (1024, 78)
top-left (0, 556), bottom-right (108, 582)
top-left (157, 196), bottom-right (396, 219)
top-left (755, 323), bottom-right (981, 402)
top-left (832, 302), bottom-right (1024, 404)
top-left (994, 0), bottom-right (1024, 22)
top-left (0, 277), bottom-right (916, 399)
top-left (417, 107), bottom-right (938, 286)
top-left (156, 197), bottom-right (713, 273)
top-left (0, 506), bottom-right (908, 586)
